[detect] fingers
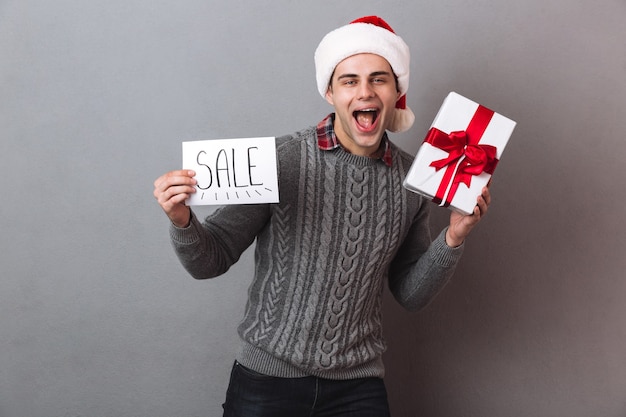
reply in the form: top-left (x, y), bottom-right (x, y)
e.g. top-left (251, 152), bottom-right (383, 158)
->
top-left (153, 170), bottom-right (197, 208)
top-left (475, 186), bottom-right (491, 217)
top-left (153, 170), bottom-right (197, 227)
top-left (153, 170), bottom-right (196, 192)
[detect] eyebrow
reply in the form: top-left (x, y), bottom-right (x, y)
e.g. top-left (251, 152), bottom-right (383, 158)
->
top-left (336, 70), bottom-right (393, 81)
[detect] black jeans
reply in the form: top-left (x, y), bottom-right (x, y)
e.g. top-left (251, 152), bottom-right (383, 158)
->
top-left (222, 361), bottom-right (391, 417)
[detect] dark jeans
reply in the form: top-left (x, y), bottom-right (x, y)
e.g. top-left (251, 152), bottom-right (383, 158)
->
top-left (222, 361), bottom-right (391, 417)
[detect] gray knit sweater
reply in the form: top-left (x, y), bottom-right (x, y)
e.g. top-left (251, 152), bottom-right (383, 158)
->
top-left (170, 125), bottom-right (464, 380)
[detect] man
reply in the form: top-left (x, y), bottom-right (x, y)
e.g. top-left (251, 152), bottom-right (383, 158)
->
top-left (153, 16), bottom-right (490, 417)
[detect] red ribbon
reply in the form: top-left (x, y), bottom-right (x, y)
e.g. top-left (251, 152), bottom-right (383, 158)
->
top-left (424, 105), bottom-right (498, 206)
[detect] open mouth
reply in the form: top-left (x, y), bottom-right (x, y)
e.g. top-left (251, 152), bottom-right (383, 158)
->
top-left (353, 109), bottom-right (379, 130)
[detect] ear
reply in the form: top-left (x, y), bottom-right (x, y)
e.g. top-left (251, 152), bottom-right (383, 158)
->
top-left (324, 86), bottom-right (334, 106)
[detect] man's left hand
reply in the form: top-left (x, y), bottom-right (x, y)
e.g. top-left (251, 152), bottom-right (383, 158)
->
top-left (445, 186), bottom-right (491, 247)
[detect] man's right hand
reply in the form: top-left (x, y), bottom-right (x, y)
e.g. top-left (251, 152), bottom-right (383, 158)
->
top-left (153, 170), bottom-right (197, 228)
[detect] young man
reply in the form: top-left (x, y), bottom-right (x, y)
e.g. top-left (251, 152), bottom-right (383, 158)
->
top-left (153, 16), bottom-right (490, 417)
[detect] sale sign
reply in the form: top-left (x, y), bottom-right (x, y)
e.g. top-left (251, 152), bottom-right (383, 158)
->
top-left (182, 137), bottom-right (279, 206)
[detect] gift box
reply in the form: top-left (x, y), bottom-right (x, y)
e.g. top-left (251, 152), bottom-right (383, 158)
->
top-left (403, 92), bottom-right (516, 215)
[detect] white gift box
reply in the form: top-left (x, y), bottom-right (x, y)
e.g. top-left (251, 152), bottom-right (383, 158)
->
top-left (403, 92), bottom-right (516, 215)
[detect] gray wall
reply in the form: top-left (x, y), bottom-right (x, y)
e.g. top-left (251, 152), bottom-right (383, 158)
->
top-left (1, 1), bottom-right (625, 416)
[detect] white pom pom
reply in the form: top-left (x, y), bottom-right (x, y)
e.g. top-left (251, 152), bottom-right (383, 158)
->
top-left (388, 107), bottom-right (415, 133)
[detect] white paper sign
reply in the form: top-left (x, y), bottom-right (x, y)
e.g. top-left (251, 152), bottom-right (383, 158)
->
top-left (182, 137), bottom-right (279, 206)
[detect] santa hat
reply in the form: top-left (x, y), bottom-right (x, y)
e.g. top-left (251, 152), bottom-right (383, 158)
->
top-left (314, 16), bottom-right (415, 133)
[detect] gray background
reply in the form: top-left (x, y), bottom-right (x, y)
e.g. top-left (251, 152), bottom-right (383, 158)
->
top-left (1, 0), bottom-right (625, 416)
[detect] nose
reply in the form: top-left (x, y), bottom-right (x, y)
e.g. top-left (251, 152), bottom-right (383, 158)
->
top-left (358, 82), bottom-right (375, 99)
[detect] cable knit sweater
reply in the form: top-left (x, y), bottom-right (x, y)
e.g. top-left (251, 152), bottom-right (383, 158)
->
top-left (169, 124), bottom-right (464, 380)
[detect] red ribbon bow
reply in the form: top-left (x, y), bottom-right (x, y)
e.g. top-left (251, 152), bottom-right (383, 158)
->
top-left (423, 105), bottom-right (499, 206)
top-left (425, 129), bottom-right (499, 187)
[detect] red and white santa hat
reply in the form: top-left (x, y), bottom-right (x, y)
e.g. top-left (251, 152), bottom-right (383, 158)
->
top-left (314, 16), bottom-right (415, 133)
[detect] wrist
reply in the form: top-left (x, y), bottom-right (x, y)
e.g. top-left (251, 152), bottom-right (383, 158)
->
top-left (445, 228), bottom-right (464, 248)
top-left (172, 209), bottom-right (192, 229)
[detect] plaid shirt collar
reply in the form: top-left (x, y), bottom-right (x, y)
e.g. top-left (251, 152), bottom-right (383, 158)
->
top-left (316, 114), bottom-right (393, 167)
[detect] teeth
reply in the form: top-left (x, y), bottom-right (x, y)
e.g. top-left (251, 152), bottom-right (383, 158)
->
top-left (353, 109), bottom-right (378, 116)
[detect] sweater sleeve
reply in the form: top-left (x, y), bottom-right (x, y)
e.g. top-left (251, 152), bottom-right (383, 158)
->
top-left (387, 207), bottom-right (464, 312)
top-left (169, 203), bottom-right (271, 279)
